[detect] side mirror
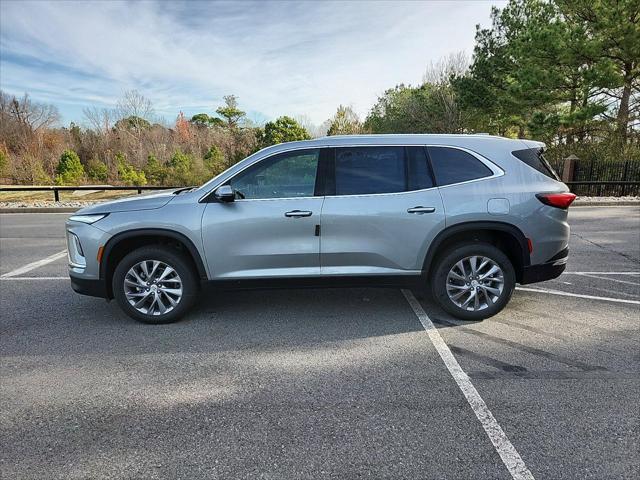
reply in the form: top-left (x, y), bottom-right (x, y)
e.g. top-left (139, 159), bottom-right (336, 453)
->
top-left (214, 185), bottom-right (235, 202)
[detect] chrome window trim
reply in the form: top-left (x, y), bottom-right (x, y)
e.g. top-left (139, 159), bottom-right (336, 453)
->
top-left (199, 144), bottom-right (504, 202)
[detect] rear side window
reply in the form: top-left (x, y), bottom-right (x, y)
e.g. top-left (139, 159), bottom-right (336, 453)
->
top-left (512, 148), bottom-right (559, 180)
top-left (428, 147), bottom-right (493, 186)
top-left (335, 146), bottom-right (405, 195)
top-left (407, 146), bottom-right (434, 191)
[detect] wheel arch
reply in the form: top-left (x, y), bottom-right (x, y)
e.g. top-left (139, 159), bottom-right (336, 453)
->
top-left (422, 221), bottom-right (530, 283)
top-left (100, 228), bottom-right (208, 298)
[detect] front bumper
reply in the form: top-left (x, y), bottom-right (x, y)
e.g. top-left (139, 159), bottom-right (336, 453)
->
top-left (70, 274), bottom-right (108, 298)
top-left (520, 247), bottom-right (568, 284)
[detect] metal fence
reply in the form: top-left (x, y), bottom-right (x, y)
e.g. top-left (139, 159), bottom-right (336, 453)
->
top-left (0, 185), bottom-right (181, 202)
top-left (549, 157), bottom-right (640, 196)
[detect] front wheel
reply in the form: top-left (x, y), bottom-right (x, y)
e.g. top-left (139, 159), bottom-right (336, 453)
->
top-left (431, 243), bottom-right (515, 321)
top-left (112, 246), bottom-right (199, 324)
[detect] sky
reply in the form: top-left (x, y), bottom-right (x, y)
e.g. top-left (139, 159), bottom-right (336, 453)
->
top-left (0, 0), bottom-right (505, 127)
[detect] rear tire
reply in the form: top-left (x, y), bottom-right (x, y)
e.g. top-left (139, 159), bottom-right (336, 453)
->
top-left (112, 246), bottom-right (199, 324)
top-left (430, 243), bottom-right (515, 321)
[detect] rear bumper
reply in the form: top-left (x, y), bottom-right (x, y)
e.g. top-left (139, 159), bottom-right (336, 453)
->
top-left (70, 275), bottom-right (108, 298)
top-left (520, 247), bottom-right (568, 284)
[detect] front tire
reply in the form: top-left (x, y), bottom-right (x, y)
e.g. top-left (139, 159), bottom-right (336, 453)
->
top-left (112, 246), bottom-right (199, 324)
top-left (431, 243), bottom-right (515, 321)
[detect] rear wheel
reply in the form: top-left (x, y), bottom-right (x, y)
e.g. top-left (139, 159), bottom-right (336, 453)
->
top-left (112, 246), bottom-right (199, 324)
top-left (431, 243), bottom-right (515, 321)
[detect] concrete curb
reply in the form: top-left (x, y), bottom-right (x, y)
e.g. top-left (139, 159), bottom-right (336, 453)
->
top-left (0, 207), bottom-right (79, 213)
top-left (573, 201), bottom-right (640, 207)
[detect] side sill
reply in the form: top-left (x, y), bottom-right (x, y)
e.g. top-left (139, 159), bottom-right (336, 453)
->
top-left (203, 275), bottom-right (424, 291)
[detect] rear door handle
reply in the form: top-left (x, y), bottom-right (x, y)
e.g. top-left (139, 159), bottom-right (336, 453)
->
top-left (407, 206), bottom-right (436, 214)
top-left (285, 210), bottom-right (312, 218)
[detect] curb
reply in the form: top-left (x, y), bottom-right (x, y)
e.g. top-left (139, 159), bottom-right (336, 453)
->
top-left (573, 201), bottom-right (640, 207)
top-left (0, 207), bottom-right (80, 213)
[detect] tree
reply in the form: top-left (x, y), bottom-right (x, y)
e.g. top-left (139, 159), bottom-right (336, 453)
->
top-left (168, 150), bottom-right (195, 185)
top-left (261, 116), bottom-right (311, 146)
top-left (115, 153), bottom-right (147, 186)
top-left (116, 90), bottom-right (154, 122)
top-left (1, 92), bottom-right (60, 133)
top-left (327, 105), bottom-right (363, 135)
top-left (86, 159), bottom-right (108, 182)
top-left (144, 154), bottom-right (169, 185)
top-left (55, 149), bottom-right (85, 185)
top-left (216, 95), bottom-right (245, 128)
top-left (558, 0), bottom-right (640, 142)
top-left (203, 145), bottom-right (226, 175)
top-left (190, 113), bottom-right (225, 128)
top-left (114, 116), bottom-right (151, 131)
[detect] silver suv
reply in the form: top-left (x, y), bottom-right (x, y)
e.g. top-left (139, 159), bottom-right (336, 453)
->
top-left (66, 134), bottom-right (575, 324)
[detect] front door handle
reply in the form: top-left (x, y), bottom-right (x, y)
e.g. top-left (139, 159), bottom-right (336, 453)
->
top-left (285, 210), bottom-right (313, 218)
top-left (407, 206), bottom-right (436, 214)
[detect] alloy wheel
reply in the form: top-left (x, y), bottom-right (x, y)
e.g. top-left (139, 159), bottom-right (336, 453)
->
top-left (123, 260), bottom-right (183, 316)
top-left (446, 255), bottom-right (505, 311)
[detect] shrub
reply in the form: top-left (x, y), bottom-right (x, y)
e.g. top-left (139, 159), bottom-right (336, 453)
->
top-left (168, 150), bottom-right (195, 185)
top-left (115, 153), bottom-right (147, 186)
top-left (144, 154), bottom-right (169, 185)
top-left (86, 159), bottom-right (108, 182)
top-left (55, 149), bottom-right (85, 185)
top-left (203, 145), bottom-right (226, 176)
top-left (0, 149), bottom-right (8, 177)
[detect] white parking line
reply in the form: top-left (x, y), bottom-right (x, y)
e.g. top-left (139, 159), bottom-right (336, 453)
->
top-left (402, 290), bottom-right (534, 480)
top-left (573, 273), bottom-right (640, 286)
top-left (516, 286), bottom-right (640, 305)
top-left (0, 250), bottom-right (67, 278)
top-left (564, 271), bottom-right (639, 275)
top-left (0, 276), bottom-right (67, 280)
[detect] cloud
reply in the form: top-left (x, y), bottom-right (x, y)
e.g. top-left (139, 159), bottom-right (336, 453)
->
top-left (0, 0), bottom-right (505, 125)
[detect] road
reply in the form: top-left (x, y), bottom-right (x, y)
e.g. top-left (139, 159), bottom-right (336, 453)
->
top-left (0, 206), bottom-right (638, 479)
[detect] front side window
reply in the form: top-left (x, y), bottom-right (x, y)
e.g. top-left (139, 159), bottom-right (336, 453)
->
top-left (428, 147), bottom-right (494, 186)
top-left (335, 146), bottom-right (406, 195)
top-left (230, 149), bottom-right (319, 199)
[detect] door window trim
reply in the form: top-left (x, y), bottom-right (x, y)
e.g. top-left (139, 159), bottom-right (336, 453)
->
top-left (200, 147), bottom-right (325, 203)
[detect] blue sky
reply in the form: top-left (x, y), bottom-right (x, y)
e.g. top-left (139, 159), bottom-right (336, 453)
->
top-left (0, 0), bottom-right (504, 127)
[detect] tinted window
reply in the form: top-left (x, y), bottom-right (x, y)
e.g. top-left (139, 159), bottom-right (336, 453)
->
top-left (335, 146), bottom-right (405, 195)
top-left (512, 148), bottom-right (559, 180)
top-left (428, 147), bottom-right (493, 186)
top-left (230, 149), bottom-right (319, 199)
top-left (407, 146), bottom-right (434, 190)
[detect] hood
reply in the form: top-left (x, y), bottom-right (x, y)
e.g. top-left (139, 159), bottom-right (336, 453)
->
top-left (75, 189), bottom-right (178, 214)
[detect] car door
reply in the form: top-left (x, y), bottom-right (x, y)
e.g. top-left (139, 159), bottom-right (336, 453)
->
top-left (320, 146), bottom-right (446, 275)
top-left (201, 148), bottom-right (325, 279)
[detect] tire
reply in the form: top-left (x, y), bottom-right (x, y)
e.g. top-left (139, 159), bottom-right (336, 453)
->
top-left (430, 243), bottom-right (515, 321)
top-left (112, 246), bottom-right (199, 324)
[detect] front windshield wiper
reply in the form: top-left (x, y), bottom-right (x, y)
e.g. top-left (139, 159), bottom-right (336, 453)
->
top-left (173, 186), bottom-right (197, 195)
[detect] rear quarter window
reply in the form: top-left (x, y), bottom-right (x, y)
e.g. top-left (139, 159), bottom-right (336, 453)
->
top-left (428, 147), bottom-right (494, 186)
top-left (512, 148), bottom-right (560, 180)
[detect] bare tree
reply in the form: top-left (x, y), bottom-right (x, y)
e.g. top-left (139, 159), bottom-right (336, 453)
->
top-left (83, 106), bottom-right (114, 134)
top-left (423, 51), bottom-right (469, 85)
top-left (115, 90), bottom-right (154, 121)
top-left (0, 91), bottom-right (60, 133)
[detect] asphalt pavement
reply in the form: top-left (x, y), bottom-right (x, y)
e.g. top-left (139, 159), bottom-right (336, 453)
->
top-left (0, 206), bottom-right (638, 479)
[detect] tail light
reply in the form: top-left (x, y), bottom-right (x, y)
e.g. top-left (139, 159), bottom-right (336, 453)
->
top-left (536, 192), bottom-right (577, 209)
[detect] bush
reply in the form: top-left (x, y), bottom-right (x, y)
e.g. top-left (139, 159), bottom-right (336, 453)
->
top-left (0, 149), bottom-right (8, 177)
top-left (203, 145), bottom-right (226, 176)
top-left (144, 154), bottom-right (169, 185)
top-left (86, 159), bottom-right (108, 182)
top-left (168, 150), bottom-right (195, 185)
top-left (115, 153), bottom-right (147, 186)
top-left (55, 149), bottom-right (85, 185)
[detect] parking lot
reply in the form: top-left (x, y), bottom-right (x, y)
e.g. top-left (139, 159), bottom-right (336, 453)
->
top-left (1, 206), bottom-right (638, 479)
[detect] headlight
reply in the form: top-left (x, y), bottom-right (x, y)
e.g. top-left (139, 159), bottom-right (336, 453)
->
top-left (68, 213), bottom-right (108, 224)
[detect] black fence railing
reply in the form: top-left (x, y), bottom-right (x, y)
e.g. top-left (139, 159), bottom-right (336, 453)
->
top-left (566, 181), bottom-right (640, 196)
top-left (0, 185), bottom-right (181, 202)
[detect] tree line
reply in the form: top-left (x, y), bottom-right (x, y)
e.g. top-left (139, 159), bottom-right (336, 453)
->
top-left (0, 0), bottom-right (637, 186)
